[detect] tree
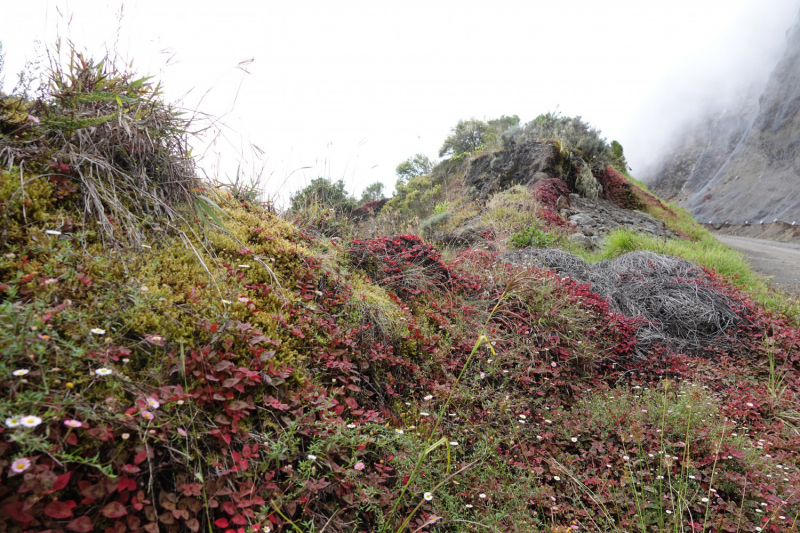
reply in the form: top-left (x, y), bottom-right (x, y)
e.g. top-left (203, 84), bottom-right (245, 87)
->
top-left (360, 181), bottom-right (385, 203)
top-left (290, 177), bottom-right (356, 213)
top-left (395, 154), bottom-right (434, 183)
top-left (438, 119), bottom-right (489, 158)
top-left (610, 140), bottom-right (628, 171)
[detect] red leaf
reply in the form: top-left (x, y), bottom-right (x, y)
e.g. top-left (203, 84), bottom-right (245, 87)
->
top-left (185, 519), bottom-right (200, 532)
top-left (143, 522), bottom-right (159, 533)
top-left (52, 472), bottom-right (72, 492)
top-left (101, 501), bottom-right (128, 518)
top-left (134, 451), bottom-right (148, 465)
top-left (222, 501), bottom-right (236, 515)
top-left (214, 518), bottom-right (230, 528)
top-left (3, 502), bottom-right (34, 523)
top-left (66, 432), bottom-right (78, 445)
top-left (231, 515), bottom-right (247, 526)
top-left (118, 477), bottom-right (137, 492)
top-left (67, 516), bottom-right (94, 532)
top-left (121, 464), bottom-right (141, 474)
top-left (44, 500), bottom-right (75, 519)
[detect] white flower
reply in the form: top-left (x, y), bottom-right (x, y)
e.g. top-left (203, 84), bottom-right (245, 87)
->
top-left (10, 457), bottom-right (31, 473)
top-left (423, 492), bottom-right (433, 501)
top-left (146, 397), bottom-right (160, 409)
top-left (420, 412), bottom-right (429, 417)
top-left (91, 328), bottom-right (106, 335)
top-left (479, 493), bottom-right (487, 499)
top-left (479, 372), bottom-right (485, 379)
top-left (20, 416), bottom-right (42, 427)
top-left (307, 454), bottom-right (317, 460)
top-left (12, 369), bottom-right (29, 377)
top-left (347, 423), bottom-right (356, 429)
top-left (688, 475), bottom-right (696, 479)
top-left (395, 429), bottom-right (404, 434)
top-left (623, 456), bottom-right (629, 460)
top-left (5, 417), bottom-right (20, 428)
top-left (666, 510), bottom-right (672, 514)
top-left (238, 297), bottom-right (249, 303)
top-left (747, 402), bottom-right (754, 407)
top-left (465, 504), bottom-right (473, 508)
top-left (545, 419), bottom-right (552, 424)
top-left (701, 497), bottom-right (709, 502)
top-left (570, 437), bottom-right (578, 443)
top-left (449, 441), bottom-right (458, 446)
top-left (221, 300), bottom-right (231, 305)
top-left (519, 415), bottom-right (527, 420)
top-left (553, 476), bottom-right (561, 481)
top-left (95, 368), bottom-right (113, 376)
top-left (424, 395), bottom-right (433, 400)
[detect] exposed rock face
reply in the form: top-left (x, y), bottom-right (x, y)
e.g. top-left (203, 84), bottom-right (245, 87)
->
top-left (647, 11), bottom-right (800, 224)
top-left (464, 140), bottom-right (560, 200)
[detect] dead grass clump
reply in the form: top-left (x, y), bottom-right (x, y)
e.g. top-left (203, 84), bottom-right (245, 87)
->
top-left (500, 248), bottom-right (747, 355)
top-left (0, 46), bottom-right (200, 246)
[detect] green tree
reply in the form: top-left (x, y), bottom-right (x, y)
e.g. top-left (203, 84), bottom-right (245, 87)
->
top-left (438, 119), bottom-right (489, 158)
top-left (360, 181), bottom-right (385, 203)
top-left (610, 140), bottom-right (628, 171)
top-left (290, 177), bottom-right (356, 213)
top-left (395, 154), bottom-right (434, 183)
top-left (487, 114), bottom-right (520, 133)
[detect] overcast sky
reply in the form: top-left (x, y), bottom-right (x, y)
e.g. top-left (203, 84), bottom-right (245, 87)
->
top-left (2, 0), bottom-right (799, 206)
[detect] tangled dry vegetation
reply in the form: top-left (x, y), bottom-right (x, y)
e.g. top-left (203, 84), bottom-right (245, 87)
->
top-left (3, 49), bottom-right (800, 533)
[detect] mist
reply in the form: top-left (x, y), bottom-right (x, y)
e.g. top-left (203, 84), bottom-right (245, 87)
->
top-left (623, 0), bottom-right (800, 178)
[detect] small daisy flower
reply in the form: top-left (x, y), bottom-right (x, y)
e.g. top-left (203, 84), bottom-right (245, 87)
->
top-left (238, 297), bottom-right (249, 303)
top-left (10, 457), bottom-right (31, 473)
top-left (347, 423), bottom-right (356, 429)
top-left (449, 441), bottom-right (458, 446)
top-left (90, 328), bottom-right (106, 335)
top-left (479, 372), bottom-right (485, 379)
top-left (12, 369), bottom-right (29, 377)
top-left (121, 433), bottom-right (130, 440)
top-left (20, 416), bottom-right (42, 428)
top-left (688, 475), bottom-right (696, 479)
top-left (545, 419), bottom-right (552, 424)
top-left (780, 516), bottom-right (786, 520)
top-left (479, 493), bottom-right (487, 499)
top-left (95, 368), bottom-right (113, 376)
top-left (465, 504), bottom-right (473, 508)
top-left (354, 462), bottom-right (365, 471)
top-left (141, 411), bottom-right (155, 421)
top-left (423, 492), bottom-right (433, 501)
top-left (221, 300), bottom-right (231, 305)
top-left (666, 510), bottom-right (672, 514)
top-left (395, 429), bottom-right (404, 434)
top-left (177, 428), bottom-right (187, 436)
top-left (519, 415), bottom-right (527, 420)
top-left (146, 397), bottom-right (160, 409)
top-left (553, 476), bottom-right (561, 481)
top-left (5, 417), bottom-right (21, 428)
top-left (424, 394), bottom-right (433, 400)
top-left (747, 402), bottom-right (754, 407)
top-left (701, 497), bottom-right (709, 502)
top-left (623, 456), bottom-right (630, 461)
top-left (570, 437), bottom-right (578, 443)
top-left (64, 419), bottom-right (82, 428)
top-left (307, 454), bottom-right (317, 460)
top-left (551, 362), bottom-right (557, 368)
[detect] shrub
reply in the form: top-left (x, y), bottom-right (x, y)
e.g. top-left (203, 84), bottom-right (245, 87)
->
top-left (509, 225), bottom-right (559, 249)
top-left (395, 154), bottom-right (434, 183)
top-left (290, 177), bottom-right (356, 214)
top-left (360, 181), bottom-right (385, 203)
top-left (420, 211), bottom-right (451, 236)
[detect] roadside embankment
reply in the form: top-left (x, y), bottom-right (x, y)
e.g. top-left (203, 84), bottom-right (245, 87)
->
top-left (703, 221), bottom-right (800, 243)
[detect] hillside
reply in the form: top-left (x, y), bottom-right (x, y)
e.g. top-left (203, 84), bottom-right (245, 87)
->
top-left (2, 53), bottom-right (800, 533)
top-left (646, 11), bottom-right (800, 224)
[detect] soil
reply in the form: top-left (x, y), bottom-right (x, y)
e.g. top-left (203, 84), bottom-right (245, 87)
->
top-left (715, 234), bottom-right (800, 295)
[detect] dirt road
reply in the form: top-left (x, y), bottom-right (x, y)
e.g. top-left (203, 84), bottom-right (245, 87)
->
top-left (715, 234), bottom-right (800, 295)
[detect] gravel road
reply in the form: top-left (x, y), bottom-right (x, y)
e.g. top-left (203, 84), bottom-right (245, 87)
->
top-left (716, 234), bottom-right (800, 295)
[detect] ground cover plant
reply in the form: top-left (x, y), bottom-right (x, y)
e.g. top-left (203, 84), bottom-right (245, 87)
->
top-left (3, 49), bottom-right (800, 533)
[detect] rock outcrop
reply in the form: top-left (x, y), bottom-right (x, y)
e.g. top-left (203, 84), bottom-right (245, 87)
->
top-left (646, 11), bottom-right (800, 224)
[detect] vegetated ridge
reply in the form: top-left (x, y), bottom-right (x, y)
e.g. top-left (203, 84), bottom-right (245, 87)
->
top-left (2, 50), bottom-right (800, 533)
top-left (645, 10), bottom-right (800, 226)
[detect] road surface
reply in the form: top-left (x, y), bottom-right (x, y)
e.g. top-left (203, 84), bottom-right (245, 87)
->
top-left (715, 234), bottom-right (800, 295)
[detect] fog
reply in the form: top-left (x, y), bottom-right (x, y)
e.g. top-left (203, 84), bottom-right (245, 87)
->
top-left (2, 1), bottom-right (799, 206)
top-left (623, 0), bottom-right (800, 178)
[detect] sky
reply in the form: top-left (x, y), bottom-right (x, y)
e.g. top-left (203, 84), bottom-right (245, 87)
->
top-left (2, 0), bottom-right (799, 207)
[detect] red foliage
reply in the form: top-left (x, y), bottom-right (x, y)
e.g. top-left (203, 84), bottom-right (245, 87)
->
top-left (531, 178), bottom-right (570, 228)
top-left (593, 166), bottom-right (645, 210)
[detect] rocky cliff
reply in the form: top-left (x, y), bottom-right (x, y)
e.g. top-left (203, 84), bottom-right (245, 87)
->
top-left (647, 11), bottom-right (800, 224)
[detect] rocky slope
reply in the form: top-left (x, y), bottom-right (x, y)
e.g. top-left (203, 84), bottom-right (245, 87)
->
top-left (647, 10), bottom-right (800, 224)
